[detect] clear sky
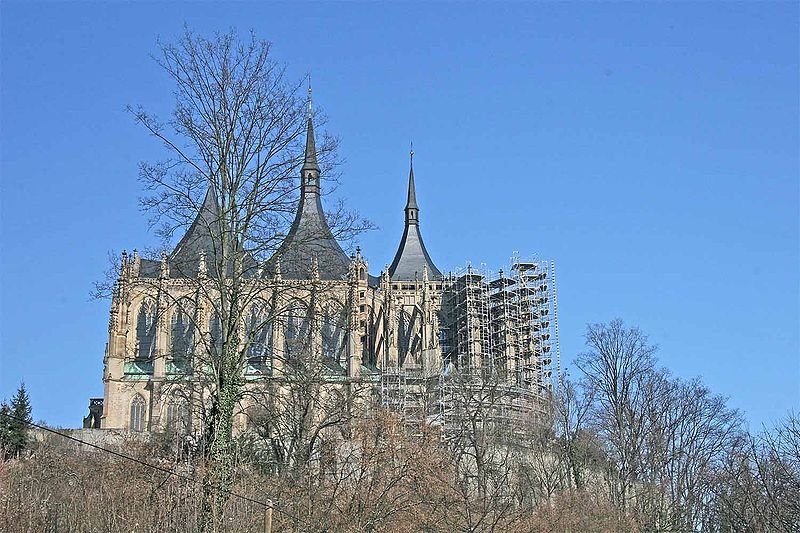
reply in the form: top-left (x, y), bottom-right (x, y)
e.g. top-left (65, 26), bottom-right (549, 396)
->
top-left (1, 2), bottom-right (797, 430)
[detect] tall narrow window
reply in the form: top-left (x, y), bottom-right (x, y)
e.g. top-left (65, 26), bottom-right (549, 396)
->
top-left (171, 299), bottom-right (195, 364)
top-left (209, 310), bottom-right (223, 356)
top-left (397, 309), bottom-right (411, 367)
top-left (130, 394), bottom-right (146, 432)
top-left (165, 397), bottom-right (190, 435)
top-left (136, 298), bottom-right (157, 360)
top-left (284, 301), bottom-right (307, 358)
top-left (247, 300), bottom-right (272, 367)
top-left (321, 301), bottom-right (346, 363)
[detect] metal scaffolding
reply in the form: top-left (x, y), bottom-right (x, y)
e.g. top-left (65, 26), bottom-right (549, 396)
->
top-left (507, 255), bottom-right (553, 396)
top-left (380, 367), bottom-right (431, 426)
top-left (433, 255), bottom-right (558, 435)
top-left (550, 260), bottom-right (562, 388)
top-left (380, 367), bottom-right (409, 413)
top-left (442, 265), bottom-right (492, 373)
top-left (377, 254), bottom-right (557, 437)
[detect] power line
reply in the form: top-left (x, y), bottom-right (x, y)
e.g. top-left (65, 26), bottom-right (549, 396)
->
top-left (0, 412), bottom-right (308, 526)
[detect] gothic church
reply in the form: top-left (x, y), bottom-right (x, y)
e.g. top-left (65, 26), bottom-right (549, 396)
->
top-left (90, 97), bottom-right (556, 432)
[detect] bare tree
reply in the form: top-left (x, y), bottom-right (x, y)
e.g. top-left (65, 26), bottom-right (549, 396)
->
top-left (759, 412), bottom-right (800, 528)
top-left (305, 412), bottom-right (454, 532)
top-left (242, 311), bottom-right (369, 477)
top-left (574, 320), bottom-right (753, 531)
top-left (708, 413), bottom-right (800, 532)
top-left (436, 368), bottom-right (533, 531)
top-left (100, 28), bottom-right (370, 526)
top-left (552, 374), bottom-right (598, 492)
top-left (636, 373), bottom-right (742, 531)
top-left (576, 319), bottom-right (658, 516)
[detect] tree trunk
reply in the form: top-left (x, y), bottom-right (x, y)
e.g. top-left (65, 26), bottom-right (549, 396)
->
top-left (203, 344), bottom-right (240, 529)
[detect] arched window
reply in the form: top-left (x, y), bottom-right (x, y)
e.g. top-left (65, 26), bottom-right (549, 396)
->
top-left (171, 299), bottom-right (195, 362)
top-left (321, 301), bottom-right (346, 363)
top-left (247, 300), bottom-right (272, 361)
top-left (136, 298), bottom-right (157, 360)
top-left (284, 301), bottom-right (308, 358)
top-left (130, 394), bottom-right (146, 432)
top-left (209, 310), bottom-right (223, 356)
top-left (165, 397), bottom-right (190, 435)
top-left (397, 309), bottom-right (413, 367)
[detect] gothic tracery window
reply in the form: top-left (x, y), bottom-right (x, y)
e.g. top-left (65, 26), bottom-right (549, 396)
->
top-left (165, 396), bottom-right (190, 435)
top-left (398, 309), bottom-right (412, 367)
top-left (246, 300), bottom-right (273, 371)
top-left (321, 301), bottom-right (346, 364)
top-left (135, 298), bottom-right (157, 360)
top-left (130, 394), bottom-right (146, 432)
top-left (171, 299), bottom-right (195, 363)
top-left (209, 310), bottom-right (223, 356)
top-left (284, 301), bottom-right (308, 358)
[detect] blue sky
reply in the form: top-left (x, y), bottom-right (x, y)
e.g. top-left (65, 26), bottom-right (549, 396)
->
top-left (1, 2), bottom-right (797, 430)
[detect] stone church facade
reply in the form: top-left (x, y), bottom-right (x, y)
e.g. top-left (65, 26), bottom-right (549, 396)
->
top-left (89, 99), bottom-right (557, 433)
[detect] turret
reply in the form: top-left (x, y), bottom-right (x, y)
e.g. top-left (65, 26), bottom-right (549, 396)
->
top-left (404, 148), bottom-right (419, 225)
top-left (388, 146), bottom-right (443, 281)
top-left (266, 83), bottom-right (350, 280)
top-left (301, 82), bottom-right (321, 194)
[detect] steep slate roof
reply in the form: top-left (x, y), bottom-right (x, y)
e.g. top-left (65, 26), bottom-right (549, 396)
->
top-left (167, 186), bottom-right (222, 277)
top-left (137, 185), bottom-right (232, 279)
top-left (388, 152), bottom-right (443, 281)
top-left (139, 93), bottom-right (350, 281)
top-left (264, 107), bottom-right (350, 280)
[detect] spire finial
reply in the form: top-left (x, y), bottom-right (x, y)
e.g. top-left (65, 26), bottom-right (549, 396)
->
top-left (307, 76), bottom-right (313, 117)
top-left (302, 78), bottom-right (320, 175)
top-left (405, 144), bottom-right (419, 215)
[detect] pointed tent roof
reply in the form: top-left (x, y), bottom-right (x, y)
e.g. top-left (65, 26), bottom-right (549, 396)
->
top-left (135, 184), bottom-right (239, 278)
top-left (265, 92), bottom-right (350, 280)
top-left (268, 188), bottom-right (350, 280)
top-left (168, 186), bottom-right (220, 274)
top-left (149, 185), bottom-right (257, 278)
top-left (153, 90), bottom-right (348, 281)
top-left (389, 149), bottom-right (443, 281)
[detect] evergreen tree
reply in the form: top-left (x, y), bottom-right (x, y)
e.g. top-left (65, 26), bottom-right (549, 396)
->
top-left (0, 383), bottom-right (32, 459)
top-left (0, 402), bottom-right (12, 459)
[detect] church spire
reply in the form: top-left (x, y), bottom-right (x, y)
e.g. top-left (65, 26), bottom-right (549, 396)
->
top-left (405, 143), bottom-right (419, 224)
top-left (266, 83), bottom-right (350, 280)
top-left (301, 79), bottom-right (320, 177)
top-left (389, 147), bottom-right (442, 281)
